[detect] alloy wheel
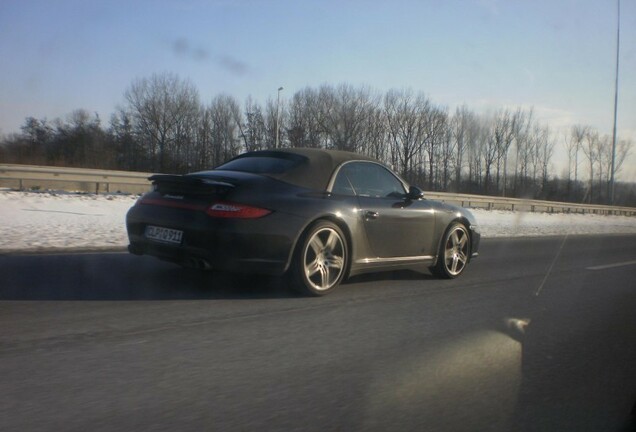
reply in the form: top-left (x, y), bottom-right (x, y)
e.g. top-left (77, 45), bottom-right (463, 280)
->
top-left (442, 225), bottom-right (469, 276)
top-left (303, 226), bottom-right (346, 292)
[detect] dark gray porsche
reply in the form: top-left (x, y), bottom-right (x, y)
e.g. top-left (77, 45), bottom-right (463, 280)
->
top-left (126, 148), bottom-right (480, 295)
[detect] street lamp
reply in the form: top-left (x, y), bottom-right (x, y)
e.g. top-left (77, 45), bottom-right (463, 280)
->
top-left (275, 86), bottom-right (284, 149)
top-left (610, 0), bottom-right (620, 204)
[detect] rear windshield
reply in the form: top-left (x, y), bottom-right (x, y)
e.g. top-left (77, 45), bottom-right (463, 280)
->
top-left (216, 153), bottom-right (305, 174)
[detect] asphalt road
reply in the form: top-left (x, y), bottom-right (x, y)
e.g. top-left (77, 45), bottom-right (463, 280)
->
top-left (1, 235), bottom-right (635, 432)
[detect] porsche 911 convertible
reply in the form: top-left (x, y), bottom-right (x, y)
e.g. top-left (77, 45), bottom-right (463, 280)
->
top-left (126, 148), bottom-right (480, 295)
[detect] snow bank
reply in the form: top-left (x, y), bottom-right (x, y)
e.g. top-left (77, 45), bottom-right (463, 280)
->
top-left (1, 190), bottom-right (137, 252)
top-left (472, 209), bottom-right (636, 237)
top-left (1, 190), bottom-right (635, 252)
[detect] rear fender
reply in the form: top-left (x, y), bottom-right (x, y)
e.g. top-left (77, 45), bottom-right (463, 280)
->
top-left (283, 212), bottom-right (356, 276)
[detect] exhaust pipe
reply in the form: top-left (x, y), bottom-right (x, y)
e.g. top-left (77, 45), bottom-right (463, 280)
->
top-left (128, 244), bottom-right (143, 255)
top-left (184, 257), bottom-right (211, 270)
top-left (197, 258), bottom-right (211, 270)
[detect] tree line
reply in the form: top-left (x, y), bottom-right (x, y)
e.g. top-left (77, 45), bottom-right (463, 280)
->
top-left (1, 72), bottom-right (633, 206)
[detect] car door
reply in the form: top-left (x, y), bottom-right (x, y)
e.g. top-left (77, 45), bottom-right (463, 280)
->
top-left (332, 162), bottom-right (436, 258)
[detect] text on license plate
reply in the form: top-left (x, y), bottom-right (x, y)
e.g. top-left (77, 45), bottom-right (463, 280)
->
top-left (145, 226), bottom-right (183, 245)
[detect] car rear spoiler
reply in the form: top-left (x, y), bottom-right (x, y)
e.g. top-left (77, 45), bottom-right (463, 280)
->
top-left (148, 174), bottom-right (235, 188)
top-left (148, 174), bottom-right (235, 195)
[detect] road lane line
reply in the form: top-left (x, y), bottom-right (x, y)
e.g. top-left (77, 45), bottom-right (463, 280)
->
top-left (535, 234), bottom-right (569, 297)
top-left (586, 260), bottom-right (636, 271)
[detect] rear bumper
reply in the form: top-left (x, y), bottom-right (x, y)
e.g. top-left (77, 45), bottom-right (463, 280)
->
top-left (127, 240), bottom-right (289, 274)
top-left (126, 204), bottom-right (306, 276)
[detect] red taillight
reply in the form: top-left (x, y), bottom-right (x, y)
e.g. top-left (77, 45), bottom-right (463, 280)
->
top-left (138, 197), bottom-right (206, 211)
top-left (206, 202), bottom-right (271, 219)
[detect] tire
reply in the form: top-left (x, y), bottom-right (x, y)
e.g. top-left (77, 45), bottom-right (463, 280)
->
top-left (431, 223), bottom-right (471, 279)
top-left (290, 220), bottom-right (348, 296)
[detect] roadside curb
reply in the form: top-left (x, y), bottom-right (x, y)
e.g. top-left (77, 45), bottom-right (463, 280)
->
top-left (0, 246), bottom-right (128, 256)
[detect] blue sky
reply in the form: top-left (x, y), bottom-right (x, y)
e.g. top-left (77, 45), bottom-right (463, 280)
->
top-left (1, 0), bottom-right (634, 178)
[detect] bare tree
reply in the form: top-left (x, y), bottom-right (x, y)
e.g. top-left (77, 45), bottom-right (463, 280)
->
top-left (125, 73), bottom-right (200, 172)
top-left (492, 109), bottom-right (511, 194)
top-left (595, 134), bottom-right (611, 202)
top-left (581, 129), bottom-right (600, 203)
top-left (439, 121), bottom-right (455, 191)
top-left (568, 125), bottom-right (588, 200)
top-left (194, 105), bottom-right (214, 169)
top-left (537, 126), bottom-right (555, 194)
top-left (287, 87), bottom-right (323, 148)
top-left (465, 113), bottom-right (485, 192)
top-left (359, 105), bottom-right (388, 163)
top-left (315, 84), bottom-right (376, 153)
top-left (19, 117), bottom-right (52, 165)
top-left (207, 94), bottom-right (243, 166)
top-left (383, 89), bottom-right (431, 182)
top-left (109, 108), bottom-right (142, 170)
top-left (613, 139), bottom-right (633, 179)
top-left (482, 115), bottom-right (500, 194)
top-left (598, 135), bottom-right (632, 202)
top-left (241, 96), bottom-right (266, 152)
top-left (511, 111), bottom-right (535, 196)
top-left (450, 106), bottom-right (476, 191)
top-left (262, 97), bottom-right (284, 149)
top-left (422, 106), bottom-right (448, 190)
top-left (500, 108), bottom-right (531, 196)
top-left (565, 128), bottom-right (580, 199)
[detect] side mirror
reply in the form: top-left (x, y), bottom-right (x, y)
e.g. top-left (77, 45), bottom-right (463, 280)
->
top-left (407, 186), bottom-right (424, 200)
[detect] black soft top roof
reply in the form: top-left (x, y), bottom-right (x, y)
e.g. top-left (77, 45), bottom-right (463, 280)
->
top-left (217, 148), bottom-right (377, 191)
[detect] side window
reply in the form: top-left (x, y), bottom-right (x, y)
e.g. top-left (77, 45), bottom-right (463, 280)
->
top-left (332, 162), bottom-right (406, 198)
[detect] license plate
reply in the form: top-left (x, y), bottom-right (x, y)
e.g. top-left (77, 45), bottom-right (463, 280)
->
top-left (145, 226), bottom-right (183, 245)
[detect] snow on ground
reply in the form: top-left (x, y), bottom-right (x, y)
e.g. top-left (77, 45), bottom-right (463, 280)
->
top-left (1, 189), bottom-right (636, 253)
top-left (472, 208), bottom-right (636, 238)
top-left (1, 190), bottom-right (137, 252)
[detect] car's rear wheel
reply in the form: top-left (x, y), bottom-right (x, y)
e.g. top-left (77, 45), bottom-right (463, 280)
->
top-left (290, 220), bottom-right (348, 296)
top-left (431, 223), bottom-right (470, 279)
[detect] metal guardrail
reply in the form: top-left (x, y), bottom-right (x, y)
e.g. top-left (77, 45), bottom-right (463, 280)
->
top-left (1, 163), bottom-right (634, 216)
top-left (0, 163), bottom-right (153, 195)
top-left (424, 192), bottom-right (636, 216)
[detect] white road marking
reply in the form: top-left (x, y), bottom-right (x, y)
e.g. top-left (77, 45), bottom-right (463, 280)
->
top-left (586, 260), bottom-right (636, 271)
top-left (535, 235), bottom-right (568, 296)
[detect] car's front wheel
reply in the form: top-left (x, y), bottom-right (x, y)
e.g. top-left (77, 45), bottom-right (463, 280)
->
top-left (290, 220), bottom-right (348, 296)
top-left (431, 223), bottom-right (471, 279)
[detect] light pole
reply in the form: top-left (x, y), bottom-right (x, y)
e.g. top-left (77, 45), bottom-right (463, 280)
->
top-left (610, 0), bottom-right (620, 204)
top-left (275, 86), bottom-right (283, 149)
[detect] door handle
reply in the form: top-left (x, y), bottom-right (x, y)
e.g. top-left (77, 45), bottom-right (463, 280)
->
top-left (364, 211), bottom-right (379, 220)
